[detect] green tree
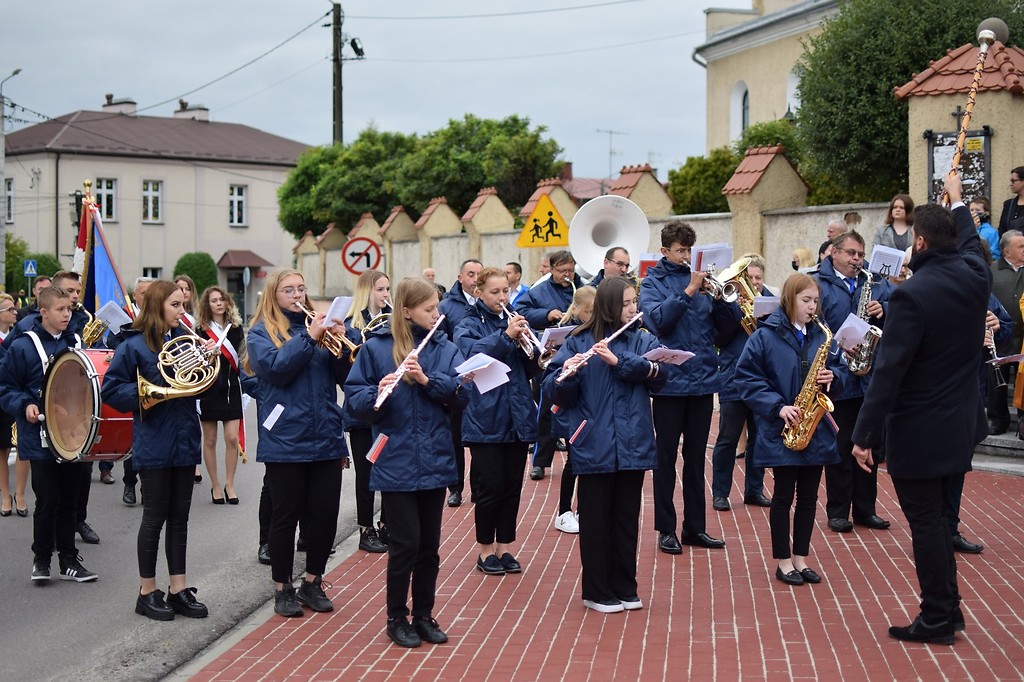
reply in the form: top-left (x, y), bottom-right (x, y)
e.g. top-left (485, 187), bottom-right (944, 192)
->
top-left (397, 114), bottom-right (563, 216)
top-left (4, 232), bottom-right (30, 293)
top-left (734, 120), bottom-right (804, 168)
top-left (796, 0), bottom-right (1024, 201)
top-left (174, 252), bottom-right (218, 295)
top-left (277, 144), bottom-right (345, 238)
top-left (666, 147), bottom-right (741, 214)
top-left (27, 252), bottom-right (62, 281)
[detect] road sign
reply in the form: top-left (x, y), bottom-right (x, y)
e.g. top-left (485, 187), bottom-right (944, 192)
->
top-left (517, 194), bottom-right (569, 248)
top-left (23, 259), bottom-right (37, 277)
top-left (342, 237), bottom-right (382, 275)
top-left (242, 266), bottom-right (251, 286)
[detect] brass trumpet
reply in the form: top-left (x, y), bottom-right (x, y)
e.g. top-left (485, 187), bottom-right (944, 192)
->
top-left (137, 321), bottom-right (222, 410)
top-left (293, 301), bottom-right (358, 361)
top-left (500, 304), bottom-right (542, 360)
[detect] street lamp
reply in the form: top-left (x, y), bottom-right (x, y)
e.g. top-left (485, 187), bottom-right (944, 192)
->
top-left (0, 67), bottom-right (23, 293)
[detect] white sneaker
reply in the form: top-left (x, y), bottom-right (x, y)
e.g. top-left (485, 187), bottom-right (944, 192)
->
top-left (555, 511), bottom-right (579, 534)
top-left (620, 596), bottom-right (643, 610)
top-left (583, 599), bottom-right (624, 613)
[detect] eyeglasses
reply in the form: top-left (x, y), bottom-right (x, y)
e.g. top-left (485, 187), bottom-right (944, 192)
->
top-left (607, 259), bottom-right (631, 269)
top-left (839, 248), bottom-right (865, 259)
top-left (552, 266), bottom-right (574, 276)
top-left (0, 307), bottom-right (14, 314)
top-left (279, 286), bottom-right (308, 295)
top-left (667, 247), bottom-right (690, 256)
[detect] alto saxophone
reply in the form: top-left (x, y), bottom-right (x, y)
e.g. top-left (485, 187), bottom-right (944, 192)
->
top-left (781, 315), bottom-right (835, 452)
top-left (847, 269), bottom-right (882, 375)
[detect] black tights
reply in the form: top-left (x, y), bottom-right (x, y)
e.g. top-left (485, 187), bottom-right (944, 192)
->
top-left (138, 466), bottom-right (194, 579)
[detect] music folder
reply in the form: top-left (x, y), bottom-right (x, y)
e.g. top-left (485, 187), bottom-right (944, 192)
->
top-left (324, 296), bottom-right (354, 326)
top-left (456, 353), bottom-right (511, 394)
top-left (834, 313), bottom-right (872, 351)
top-left (539, 325), bottom-right (575, 349)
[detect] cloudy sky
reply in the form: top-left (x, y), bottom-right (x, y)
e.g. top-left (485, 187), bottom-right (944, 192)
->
top-left (3, 0), bottom-right (752, 181)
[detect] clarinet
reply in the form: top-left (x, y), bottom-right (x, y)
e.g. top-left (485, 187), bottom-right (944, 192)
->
top-left (374, 314), bottom-right (446, 411)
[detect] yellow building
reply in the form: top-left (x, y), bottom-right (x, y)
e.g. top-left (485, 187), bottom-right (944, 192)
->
top-left (694, 0), bottom-right (838, 152)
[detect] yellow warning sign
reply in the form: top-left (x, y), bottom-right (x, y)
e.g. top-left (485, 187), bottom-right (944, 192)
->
top-left (517, 194), bottom-right (569, 248)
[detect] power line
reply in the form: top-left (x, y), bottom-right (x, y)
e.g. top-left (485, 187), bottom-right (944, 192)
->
top-left (349, 0), bottom-right (642, 20)
top-left (215, 57), bottom-right (328, 114)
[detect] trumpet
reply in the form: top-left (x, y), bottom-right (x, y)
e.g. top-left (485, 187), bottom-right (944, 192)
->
top-left (293, 300), bottom-right (358, 361)
top-left (556, 312), bottom-right (643, 383)
top-left (374, 314), bottom-right (446, 410)
top-left (699, 265), bottom-right (739, 303)
top-left (500, 304), bottom-right (543, 359)
top-left (79, 304), bottom-right (108, 348)
top-left (137, 320), bottom-right (223, 410)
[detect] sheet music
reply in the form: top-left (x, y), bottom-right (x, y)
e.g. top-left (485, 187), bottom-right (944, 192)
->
top-left (324, 296), bottom-right (354, 326)
top-left (642, 347), bottom-right (694, 365)
top-left (456, 353), bottom-right (512, 394)
top-left (539, 325), bottom-right (575, 349)
top-left (834, 313), bottom-right (872, 351)
top-left (867, 245), bottom-right (905, 278)
top-left (96, 300), bottom-right (132, 329)
top-left (693, 243), bottom-right (732, 273)
top-left (752, 296), bottom-right (781, 318)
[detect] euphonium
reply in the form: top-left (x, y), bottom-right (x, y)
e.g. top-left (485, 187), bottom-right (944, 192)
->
top-left (293, 300), bottom-right (358, 362)
top-left (137, 322), bottom-right (222, 411)
top-left (847, 269), bottom-right (883, 375)
top-left (781, 315), bottom-right (835, 452)
top-left (79, 304), bottom-right (108, 348)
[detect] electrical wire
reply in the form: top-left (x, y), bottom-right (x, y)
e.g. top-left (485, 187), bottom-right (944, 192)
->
top-left (349, 0), bottom-right (642, 20)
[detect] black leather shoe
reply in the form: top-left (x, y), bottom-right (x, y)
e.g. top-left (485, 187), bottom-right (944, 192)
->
top-left (377, 523), bottom-right (390, 546)
top-left (499, 552), bottom-right (522, 574)
top-left (799, 567), bottom-right (822, 584)
top-left (681, 531), bottom-right (726, 549)
top-left (712, 496), bottom-right (731, 512)
top-left (658, 532), bottom-right (683, 555)
top-left (387, 617), bottom-right (422, 648)
top-left (476, 554), bottom-right (505, 575)
top-left (359, 527), bottom-right (388, 553)
top-left (888, 615), bottom-right (955, 645)
top-left (952, 532), bottom-right (983, 554)
top-left (167, 587), bottom-right (209, 618)
top-left (274, 585), bottom-right (303, 618)
top-left (136, 589), bottom-right (175, 621)
top-left (257, 543), bottom-right (271, 565)
top-left (296, 536), bottom-right (306, 552)
top-left (854, 514), bottom-right (890, 530)
top-left (744, 493), bottom-right (772, 507)
top-left (447, 490), bottom-right (462, 507)
top-left (530, 466), bottom-right (545, 480)
top-left (122, 484), bottom-right (137, 507)
top-left (77, 521), bottom-right (100, 544)
top-left (988, 421), bottom-right (1008, 435)
top-left (775, 566), bottom-right (804, 586)
top-left (413, 616), bottom-right (449, 644)
top-left (827, 518), bottom-right (853, 533)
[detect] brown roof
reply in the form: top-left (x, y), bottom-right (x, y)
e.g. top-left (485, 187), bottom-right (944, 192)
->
top-left (722, 145), bottom-right (794, 194)
top-left (352, 212), bottom-right (376, 232)
top-left (316, 223), bottom-right (340, 244)
top-left (380, 205), bottom-right (409, 234)
top-left (461, 187), bottom-right (498, 222)
top-left (562, 177), bottom-right (608, 202)
top-left (6, 110), bottom-right (309, 166)
top-left (520, 178), bottom-right (578, 218)
top-left (217, 249), bottom-right (274, 268)
top-left (609, 163), bottom-right (656, 197)
top-left (415, 197), bottom-right (448, 228)
top-left (894, 41), bottom-right (1024, 99)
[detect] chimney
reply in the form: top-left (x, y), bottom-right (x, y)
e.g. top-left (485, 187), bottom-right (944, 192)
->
top-left (173, 100), bottom-right (210, 122)
top-left (101, 93), bottom-right (137, 115)
top-left (559, 162), bottom-right (573, 181)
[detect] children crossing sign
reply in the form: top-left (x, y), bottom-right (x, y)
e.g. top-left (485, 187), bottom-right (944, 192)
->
top-left (517, 194), bottom-right (569, 248)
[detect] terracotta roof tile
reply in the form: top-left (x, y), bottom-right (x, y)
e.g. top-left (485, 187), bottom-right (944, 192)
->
top-left (895, 42), bottom-right (1024, 99)
top-left (315, 223), bottom-right (339, 244)
top-left (380, 205), bottom-right (408, 233)
top-left (609, 163), bottom-right (656, 196)
top-left (722, 145), bottom-right (790, 195)
top-left (352, 212), bottom-right (376, 232)
top-left (415, 197), bottom-right (448, 228)
top-left (216, 249), bottom-right (274, 268)
top-left (462, 187), bottom-right (498, 222)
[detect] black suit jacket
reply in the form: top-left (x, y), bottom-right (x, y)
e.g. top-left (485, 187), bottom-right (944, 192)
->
top-left (853, 204), bottom-right (991, 479)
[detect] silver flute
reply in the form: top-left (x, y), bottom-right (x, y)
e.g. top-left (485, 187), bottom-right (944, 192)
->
top-left (555, 312), bottom-right (643, 383)
top-left (374, 314), bottom-right (446, 410)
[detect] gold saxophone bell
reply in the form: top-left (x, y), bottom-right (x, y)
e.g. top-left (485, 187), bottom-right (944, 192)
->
top-left (137, 325), bottom-right (221, 410)
top-left (293, 301), bottom-right (359, 362)
top-left (79, 304), bottom-right (108, 348)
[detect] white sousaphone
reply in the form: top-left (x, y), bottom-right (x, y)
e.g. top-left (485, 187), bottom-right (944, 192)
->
top-left (568, 195), bottom-right (650, 279)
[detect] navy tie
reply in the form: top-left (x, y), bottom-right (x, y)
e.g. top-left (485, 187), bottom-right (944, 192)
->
top-left (795, 329), bottom-right (805, 348)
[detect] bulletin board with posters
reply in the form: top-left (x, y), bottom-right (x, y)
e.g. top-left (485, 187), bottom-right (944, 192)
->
top-left (926, 129), bottom-right (991, 204)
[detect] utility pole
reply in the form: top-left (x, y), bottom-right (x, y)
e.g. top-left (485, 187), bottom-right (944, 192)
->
top-left (332, 3), bottom-right (343, 145)
top-left (596, 128), bottom-right (627, 193)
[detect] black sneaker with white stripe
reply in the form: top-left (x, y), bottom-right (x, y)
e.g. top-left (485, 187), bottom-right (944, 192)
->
top-left (58, 553), bottom-right (98, 582)
top-left (31, 557), bottom-right (51, 583)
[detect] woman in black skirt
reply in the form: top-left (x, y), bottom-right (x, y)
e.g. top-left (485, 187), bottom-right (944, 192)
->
top-left (196, 286), bottom-right (245, 504)
top-left (0, 292), bottom-right (29, 517)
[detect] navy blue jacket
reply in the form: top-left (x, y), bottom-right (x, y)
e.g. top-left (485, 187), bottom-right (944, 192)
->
top-left (437, 282), bottom-right (476, 340)
top-left (0, 320), bottom-right (80, 461)
top-left (246, 310), bottom-right (350, 464)
top-left (735, 308), bottom-right (845, 469)
top-left (542, 326), bottom-right (665, 475)
top-left (814, 258), bottom-right (893, 400)
top-left (514, 275), bottom-right (584, 330)
top-left (344, 323), bottom-right (469, 492)
top-left (1, 307), bottom-right (90, 353)
top-left (342, 310), bottom-right (375, 432)
top-left (639, 257), bottom-right (734, 396)
top-left (101, 328), bottom-right (203, 470)
top-left (715, 286), bottom-right (775, 403)
top-left (454, 301), bottom-right (541, 444)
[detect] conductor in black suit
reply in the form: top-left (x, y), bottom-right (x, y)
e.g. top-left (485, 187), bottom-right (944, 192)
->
top-left (852, 173), bottom-right (990, 645)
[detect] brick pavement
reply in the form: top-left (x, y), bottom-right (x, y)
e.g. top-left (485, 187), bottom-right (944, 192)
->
top-left (190, 441), bottom-right (1024, 681)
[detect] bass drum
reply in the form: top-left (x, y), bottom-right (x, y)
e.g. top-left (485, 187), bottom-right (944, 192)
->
top-left (41, 348), bottom-right (133, 463)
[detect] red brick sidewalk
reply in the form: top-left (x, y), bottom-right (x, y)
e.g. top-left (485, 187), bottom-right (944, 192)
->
top-left (191, 445), bottom-right (1024, 681)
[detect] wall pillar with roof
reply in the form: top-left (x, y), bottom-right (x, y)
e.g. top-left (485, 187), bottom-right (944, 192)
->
top-left (379, 206), bottom-right (418, 283)
top-left (462, 188), bottom-right (522, 276)
top-left (415, 197), bottom-right (466, 286)
top-left (293, 230), bottom-right (324, 298)
top-left (314, 224), bottom-right (350, 297)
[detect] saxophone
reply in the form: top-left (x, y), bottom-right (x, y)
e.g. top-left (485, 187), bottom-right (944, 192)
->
top-left (847, 269), bottom-right (882, 375)
top-left (781, 315), bottom-right (835, 452)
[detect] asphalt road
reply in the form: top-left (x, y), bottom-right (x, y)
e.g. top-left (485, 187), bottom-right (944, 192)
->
top-left (0, 400), bottom-right (358, 682)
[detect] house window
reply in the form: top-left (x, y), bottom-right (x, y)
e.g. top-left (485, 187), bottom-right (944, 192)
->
top-left (142, 267), bottom-right (162, 279)
top-left (142, 180), bottom-right (162, 223)
top-left (229, 185), bottom-right (247, 226)
top-left (741, 90), bottom-right (750, 133)
top-left (95, 178), bottom-right (117, 221)
top-left (730, 81), bottom-right (749, 141)
top-left (4, 178), bottom-right (12, 224)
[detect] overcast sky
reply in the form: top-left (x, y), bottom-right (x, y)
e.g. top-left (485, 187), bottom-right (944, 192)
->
top-left (3, 0), bottom-right (752, 181)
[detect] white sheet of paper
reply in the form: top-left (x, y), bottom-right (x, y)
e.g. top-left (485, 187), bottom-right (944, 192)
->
top-left (868, 245), bottom-right (905, 278)
top-left (539, 325), bottom-right (576, 349)
top-left (693, 243), bottom-right (733, 273)
top-left (324, 296), bottom-right (353, 326)
top-left (96, 300), bottom-right (132, 329)
top-left (834, 313), bottom-right (872, 351)
top-left (752, 296), bottom-right (781, 318)
top-left (456, 353), bottom-right (511, 394)
top-left (990, 353), bottom-right (1024, 365)
top-left (642, 348), bottom-right (695, 365)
